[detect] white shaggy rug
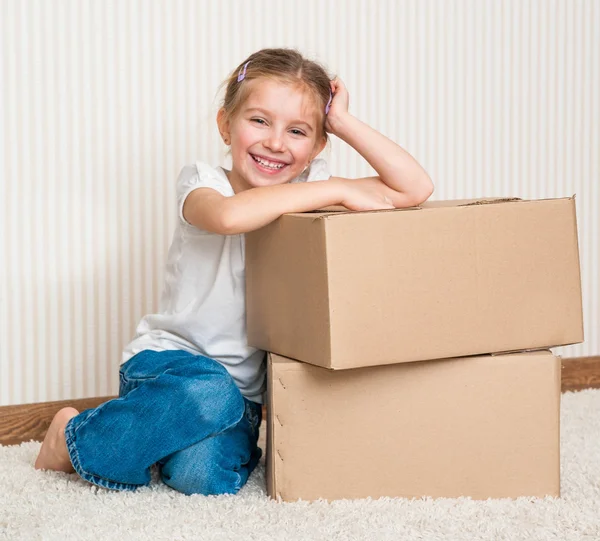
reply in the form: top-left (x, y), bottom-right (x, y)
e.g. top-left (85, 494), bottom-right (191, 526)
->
top-left (1, 390), bottom-right (600, 541)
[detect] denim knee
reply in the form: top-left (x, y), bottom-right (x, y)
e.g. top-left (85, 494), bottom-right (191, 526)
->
top-left (160, 400), bottom-right (263, 496)
top-left (174, 374), bottom-right (246, 437)
top-left (161, 439), bottom-right (242, 496)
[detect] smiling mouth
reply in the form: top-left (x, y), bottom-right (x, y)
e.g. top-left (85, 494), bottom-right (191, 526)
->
top-left (250, 154), bottom-right (289, 171)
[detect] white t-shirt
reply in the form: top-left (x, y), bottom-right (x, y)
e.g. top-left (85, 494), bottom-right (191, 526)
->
top-left (122, 158), bottom-right (331, 403)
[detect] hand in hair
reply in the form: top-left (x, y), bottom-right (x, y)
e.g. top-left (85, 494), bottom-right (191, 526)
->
top-left (324, 77), bottom-right (350, 135)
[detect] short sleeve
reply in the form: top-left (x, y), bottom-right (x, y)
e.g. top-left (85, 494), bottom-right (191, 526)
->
top-left (176, 162), bottom-right (233, 224)
top-left (291, 158), bottom-right (331, 184)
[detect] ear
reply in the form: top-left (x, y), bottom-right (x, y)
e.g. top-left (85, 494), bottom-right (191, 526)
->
top-left (216, 108), bottom-right (230, 143)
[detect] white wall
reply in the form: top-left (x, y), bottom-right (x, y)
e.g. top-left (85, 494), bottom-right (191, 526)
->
top-left (1, 0), bottom-right (598, 406)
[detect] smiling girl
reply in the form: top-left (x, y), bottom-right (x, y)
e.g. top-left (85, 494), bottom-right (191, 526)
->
top-left (34, 48), bottom-right (433, 496)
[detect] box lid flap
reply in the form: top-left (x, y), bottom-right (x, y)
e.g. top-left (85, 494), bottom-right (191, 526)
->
top-left (284, 196), bottom-right (575, 219)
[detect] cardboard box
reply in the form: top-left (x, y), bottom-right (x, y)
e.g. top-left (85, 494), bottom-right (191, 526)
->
top-left (247, 197), bottom-right (583, 369)
top-left (266, 350), bottom-right (561, 502)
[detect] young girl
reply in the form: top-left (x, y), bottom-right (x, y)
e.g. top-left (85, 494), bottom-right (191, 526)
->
top-left (34, 48), bottom-right (433, 496)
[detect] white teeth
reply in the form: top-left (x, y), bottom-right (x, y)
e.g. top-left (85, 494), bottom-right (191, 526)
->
top-left (253, 155), bottom-right (286, 169)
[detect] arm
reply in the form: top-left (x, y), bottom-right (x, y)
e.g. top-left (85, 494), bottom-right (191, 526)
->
top-left (325, 78), bottom-right (434, 207)
top-left (183, 175), bottom-right (402, 236)
top-left (184, 181), bottom-right (340, 235)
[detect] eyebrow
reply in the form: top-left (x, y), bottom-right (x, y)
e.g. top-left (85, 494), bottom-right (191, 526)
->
top-left (245, 107), bottom-right (315, 132)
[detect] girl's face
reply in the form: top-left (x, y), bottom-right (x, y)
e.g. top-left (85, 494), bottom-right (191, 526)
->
top-left (218, 79), bottom-right (326, 193)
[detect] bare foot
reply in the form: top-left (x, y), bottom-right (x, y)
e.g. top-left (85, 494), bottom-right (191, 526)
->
top-left (35, 407), bottom-right (79, 473)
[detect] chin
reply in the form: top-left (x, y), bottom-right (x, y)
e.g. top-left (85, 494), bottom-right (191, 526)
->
top-left (247, 172), bottom-right (297, 188)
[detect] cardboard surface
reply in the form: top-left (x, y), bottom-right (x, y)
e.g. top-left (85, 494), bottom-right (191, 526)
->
top-left (266, 350), bottom-right (561, 502)
top-left (247, 197), bottom-right (583, 369)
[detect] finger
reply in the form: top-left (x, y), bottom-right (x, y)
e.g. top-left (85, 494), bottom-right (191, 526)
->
top-left (331, 81), bottom-right (348, 101)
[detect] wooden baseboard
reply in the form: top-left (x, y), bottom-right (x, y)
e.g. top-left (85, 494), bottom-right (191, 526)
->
top-left (560, 356), bottom-right (600, 392)
top-left (1, 356), bottom-right (599, 446)
top-left (0, 396), bottom-right (114, 446)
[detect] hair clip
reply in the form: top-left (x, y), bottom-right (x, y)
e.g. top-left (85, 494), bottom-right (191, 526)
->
top-left (325, 90), bottom-right (333, 115)
top-left (237, 61), bottom-right (250, 82)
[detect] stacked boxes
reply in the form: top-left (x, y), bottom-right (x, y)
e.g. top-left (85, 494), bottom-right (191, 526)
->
top-left (245, 197), bottom-right (584, 502)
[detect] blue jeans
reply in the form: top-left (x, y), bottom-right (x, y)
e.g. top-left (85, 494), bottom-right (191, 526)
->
top-left (64, 350), bottom-right (263, 495)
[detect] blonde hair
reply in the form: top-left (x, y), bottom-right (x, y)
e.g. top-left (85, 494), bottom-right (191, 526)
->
top-left (219, 48), bottom-right (333, 143)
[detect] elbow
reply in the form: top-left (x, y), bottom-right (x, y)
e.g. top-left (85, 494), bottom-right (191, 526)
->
top-left (411, 176), bottom-right (434, 206)
top-left (423, 179), bottom-right (435, 201)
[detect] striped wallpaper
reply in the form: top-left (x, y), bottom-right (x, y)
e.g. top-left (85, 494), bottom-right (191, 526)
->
top-left (1, 0), bottom-right (598, 406)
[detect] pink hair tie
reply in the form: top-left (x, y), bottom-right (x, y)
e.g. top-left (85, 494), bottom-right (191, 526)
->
top-left (237, 61), bottom-right (250, 82)
top-left (325, 90), bottom-right (333, 115)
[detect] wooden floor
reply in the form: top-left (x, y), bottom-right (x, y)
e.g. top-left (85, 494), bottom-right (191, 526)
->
top-left (1, 356), bottom-right (598, 446)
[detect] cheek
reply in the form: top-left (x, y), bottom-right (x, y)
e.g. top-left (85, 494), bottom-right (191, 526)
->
top-left (293, 140), bottom-right (318, 163)
top-left (231, 127), bottom-right (255, 153)
top-left (287, 134), bottom-right (311, 149)
top-left (233, 137), bottom-right (248, 154)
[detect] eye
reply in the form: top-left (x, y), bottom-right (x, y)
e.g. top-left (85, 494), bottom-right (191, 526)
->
top-left (290, 129), bottom-right (306, 136)
top-left (251, 118), bottom-right (267, 125)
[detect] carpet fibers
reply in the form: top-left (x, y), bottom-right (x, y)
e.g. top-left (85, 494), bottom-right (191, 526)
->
top-left (1, 390), bottom-right (599, 541)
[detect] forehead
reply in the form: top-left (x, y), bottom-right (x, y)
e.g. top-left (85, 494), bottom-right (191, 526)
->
top-left (241, 78), bottom-right (321, 124)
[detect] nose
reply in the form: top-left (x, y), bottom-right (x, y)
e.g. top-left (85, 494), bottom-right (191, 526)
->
top-left (264, 130), bottom-right (285, 152)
